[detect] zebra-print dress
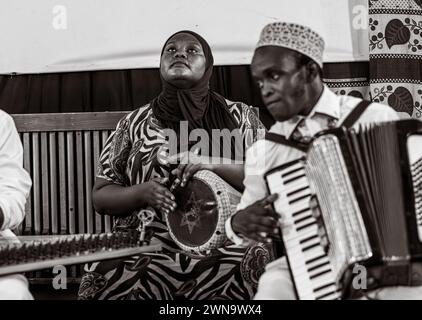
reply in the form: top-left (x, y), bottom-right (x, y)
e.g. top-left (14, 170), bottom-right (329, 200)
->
top-left (77, 100), bottom-right (273, 300)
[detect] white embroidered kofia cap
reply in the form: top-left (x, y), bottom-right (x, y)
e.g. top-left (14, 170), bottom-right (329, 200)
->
top-left (256, 22), bottom-right (325, 68)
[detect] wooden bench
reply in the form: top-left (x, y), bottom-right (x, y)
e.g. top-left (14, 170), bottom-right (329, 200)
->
top-left (11, 111), bottom-right (128, 283)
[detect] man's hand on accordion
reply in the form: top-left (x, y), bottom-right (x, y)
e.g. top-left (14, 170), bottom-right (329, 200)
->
top-left (231, 194), bottom-right (281, 243)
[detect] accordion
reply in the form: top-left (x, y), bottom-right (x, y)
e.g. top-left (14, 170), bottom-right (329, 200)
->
top-left (265, 119), bottom-right (422, 300)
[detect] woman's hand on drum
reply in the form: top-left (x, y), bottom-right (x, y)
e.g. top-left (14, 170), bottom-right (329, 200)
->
top-left (138, 178), bottom-right (177, 214)
top-left (231, 194), bottom-right (281, 243)
top-left (169, 150), bottom-right (212, 188)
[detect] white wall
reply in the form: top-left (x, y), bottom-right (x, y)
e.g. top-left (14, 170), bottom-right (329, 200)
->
top-left (0, 0), bottom-right (369, 74)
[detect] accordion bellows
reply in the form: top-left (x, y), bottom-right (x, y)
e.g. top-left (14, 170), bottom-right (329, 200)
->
top-left (265, 119), bottom-right (422, 300)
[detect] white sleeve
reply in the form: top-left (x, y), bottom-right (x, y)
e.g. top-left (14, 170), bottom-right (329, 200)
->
top-left (225, 142), bottom-right (269, 246)
top-left (0, 112), bottom-right (32, 231)
top-left (237, 142), bottom-right (269, 211)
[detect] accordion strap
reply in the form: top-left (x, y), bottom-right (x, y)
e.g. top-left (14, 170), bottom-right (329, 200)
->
top-left (341, 100), bottom-right (371, 128)
top-left (264, 132), bottom-right (309, 152)
top-left (265, 100), bottom-right (371, 151)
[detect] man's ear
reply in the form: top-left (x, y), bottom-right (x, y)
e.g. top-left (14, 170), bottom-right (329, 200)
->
top-left (305, 62), bottom-right (320, 83)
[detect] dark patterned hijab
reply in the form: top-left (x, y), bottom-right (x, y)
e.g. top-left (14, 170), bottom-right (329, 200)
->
top-left (151, 31), bottom-right (238, 135)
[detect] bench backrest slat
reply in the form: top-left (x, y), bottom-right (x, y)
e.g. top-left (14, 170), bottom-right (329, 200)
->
top-left (32, 133), bottom-right (41, 234)
top-left (13, 112), bottom-right (126, 132)
top-left (49, 132), bottom-right (59, 235)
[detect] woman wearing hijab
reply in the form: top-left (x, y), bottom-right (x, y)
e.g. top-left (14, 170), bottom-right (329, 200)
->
top-left (77, 31), bottom-right (267, 300)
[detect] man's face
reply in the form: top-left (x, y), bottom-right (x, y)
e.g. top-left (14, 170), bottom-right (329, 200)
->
top-left (251, 46), bottom-right (308, 122)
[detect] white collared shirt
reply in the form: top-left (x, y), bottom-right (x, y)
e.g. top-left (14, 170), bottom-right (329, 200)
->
top-left (225, 86), bottom-right (399, 245)
top-left (0, 110), bottom-right (31, 231)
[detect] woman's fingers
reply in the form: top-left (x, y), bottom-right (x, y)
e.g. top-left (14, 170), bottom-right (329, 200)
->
top-left (151, 183), bottom-right (177, 212)
top-left (158, 192), bottom-right (177, 209)
top-left (180, 164), bottom-right (191, 187)
top-left (171, 163), bottom-right (202, 188)
top-left (152, 176), bottom-right (169, 185)
top-left (171, 163), bottom-right (187, 181)
top-left (161, 189), bottom-right (175, 202)
top-left (155, 198), bottom-right (175, 214)
top-left (181, 164), bottom-right (201, 187)
top-left (169, 150), bottom-right (203, 186)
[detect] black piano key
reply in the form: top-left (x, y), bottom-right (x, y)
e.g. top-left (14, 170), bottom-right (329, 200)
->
top-left (287, 186), bottom-right (310, 198)
top-left (307, 260), bottom-right (331, 273)
top-left (296, 221), bottom-right (317, 232)
top-left (302, 242), bottom-right (321, 253)
top-left (294, 214), bottom-right (314, 225)
top-left (313, 281), bottom-right (336, 293)
top-left (289, 193), bottom-right (312, 205)
top-left (292, 207), bottom-right (311, 218)
top-left (285, 174), bottom-right (307, 185)
top-left (315, 290), bottom-right (338, 300)
top-left (281, 167), bottom-right (304, 179)
top-left (309, 268), bottom-right (332, 280)
top-left (299, 234), bottom-right (319, 245)
top-left (306, 253), bottom-right (327, 266)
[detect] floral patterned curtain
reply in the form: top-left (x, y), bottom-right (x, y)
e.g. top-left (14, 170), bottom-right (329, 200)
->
top-left (323, 0), bottom-right (422, 119)
top-left (368, 0), bottom-right (422, 118)
top-left (323, 62), bottom-right (371, 101)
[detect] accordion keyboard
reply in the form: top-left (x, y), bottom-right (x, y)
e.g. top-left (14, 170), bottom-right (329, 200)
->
top-left (411, 157), bottom-right (422, 242)
top-left (266, 160), bottom-right (341, 300)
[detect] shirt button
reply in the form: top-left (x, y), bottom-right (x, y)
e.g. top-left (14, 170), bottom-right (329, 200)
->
top-left (328, 119), bottom-right (338, 129)
top-left (301, 136), bottom-right (311, 143)
top-left (292, 131), bottom-right (302, 140)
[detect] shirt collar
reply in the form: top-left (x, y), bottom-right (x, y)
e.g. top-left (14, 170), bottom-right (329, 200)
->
top-left (311, 85), bottom-right (340, 120)
top-left (269, 85), bottom-right (340, 139)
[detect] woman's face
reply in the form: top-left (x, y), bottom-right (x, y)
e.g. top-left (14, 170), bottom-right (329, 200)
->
top-left (160, 33), bottom-right (206, 88)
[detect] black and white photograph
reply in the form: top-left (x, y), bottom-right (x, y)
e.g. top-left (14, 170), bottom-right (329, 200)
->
top-left (0, 0), bottom-right (421, 306)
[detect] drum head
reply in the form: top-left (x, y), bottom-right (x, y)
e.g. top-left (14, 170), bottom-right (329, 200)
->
top-left (169, 177), bottom-right (219, 248)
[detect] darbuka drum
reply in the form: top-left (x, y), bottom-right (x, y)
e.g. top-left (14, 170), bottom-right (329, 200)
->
top-left (166, 170), bottom-right (241, 256)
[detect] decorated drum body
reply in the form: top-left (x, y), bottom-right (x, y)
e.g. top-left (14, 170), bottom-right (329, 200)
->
top-left (166, 170), bottom-right (241, 256)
